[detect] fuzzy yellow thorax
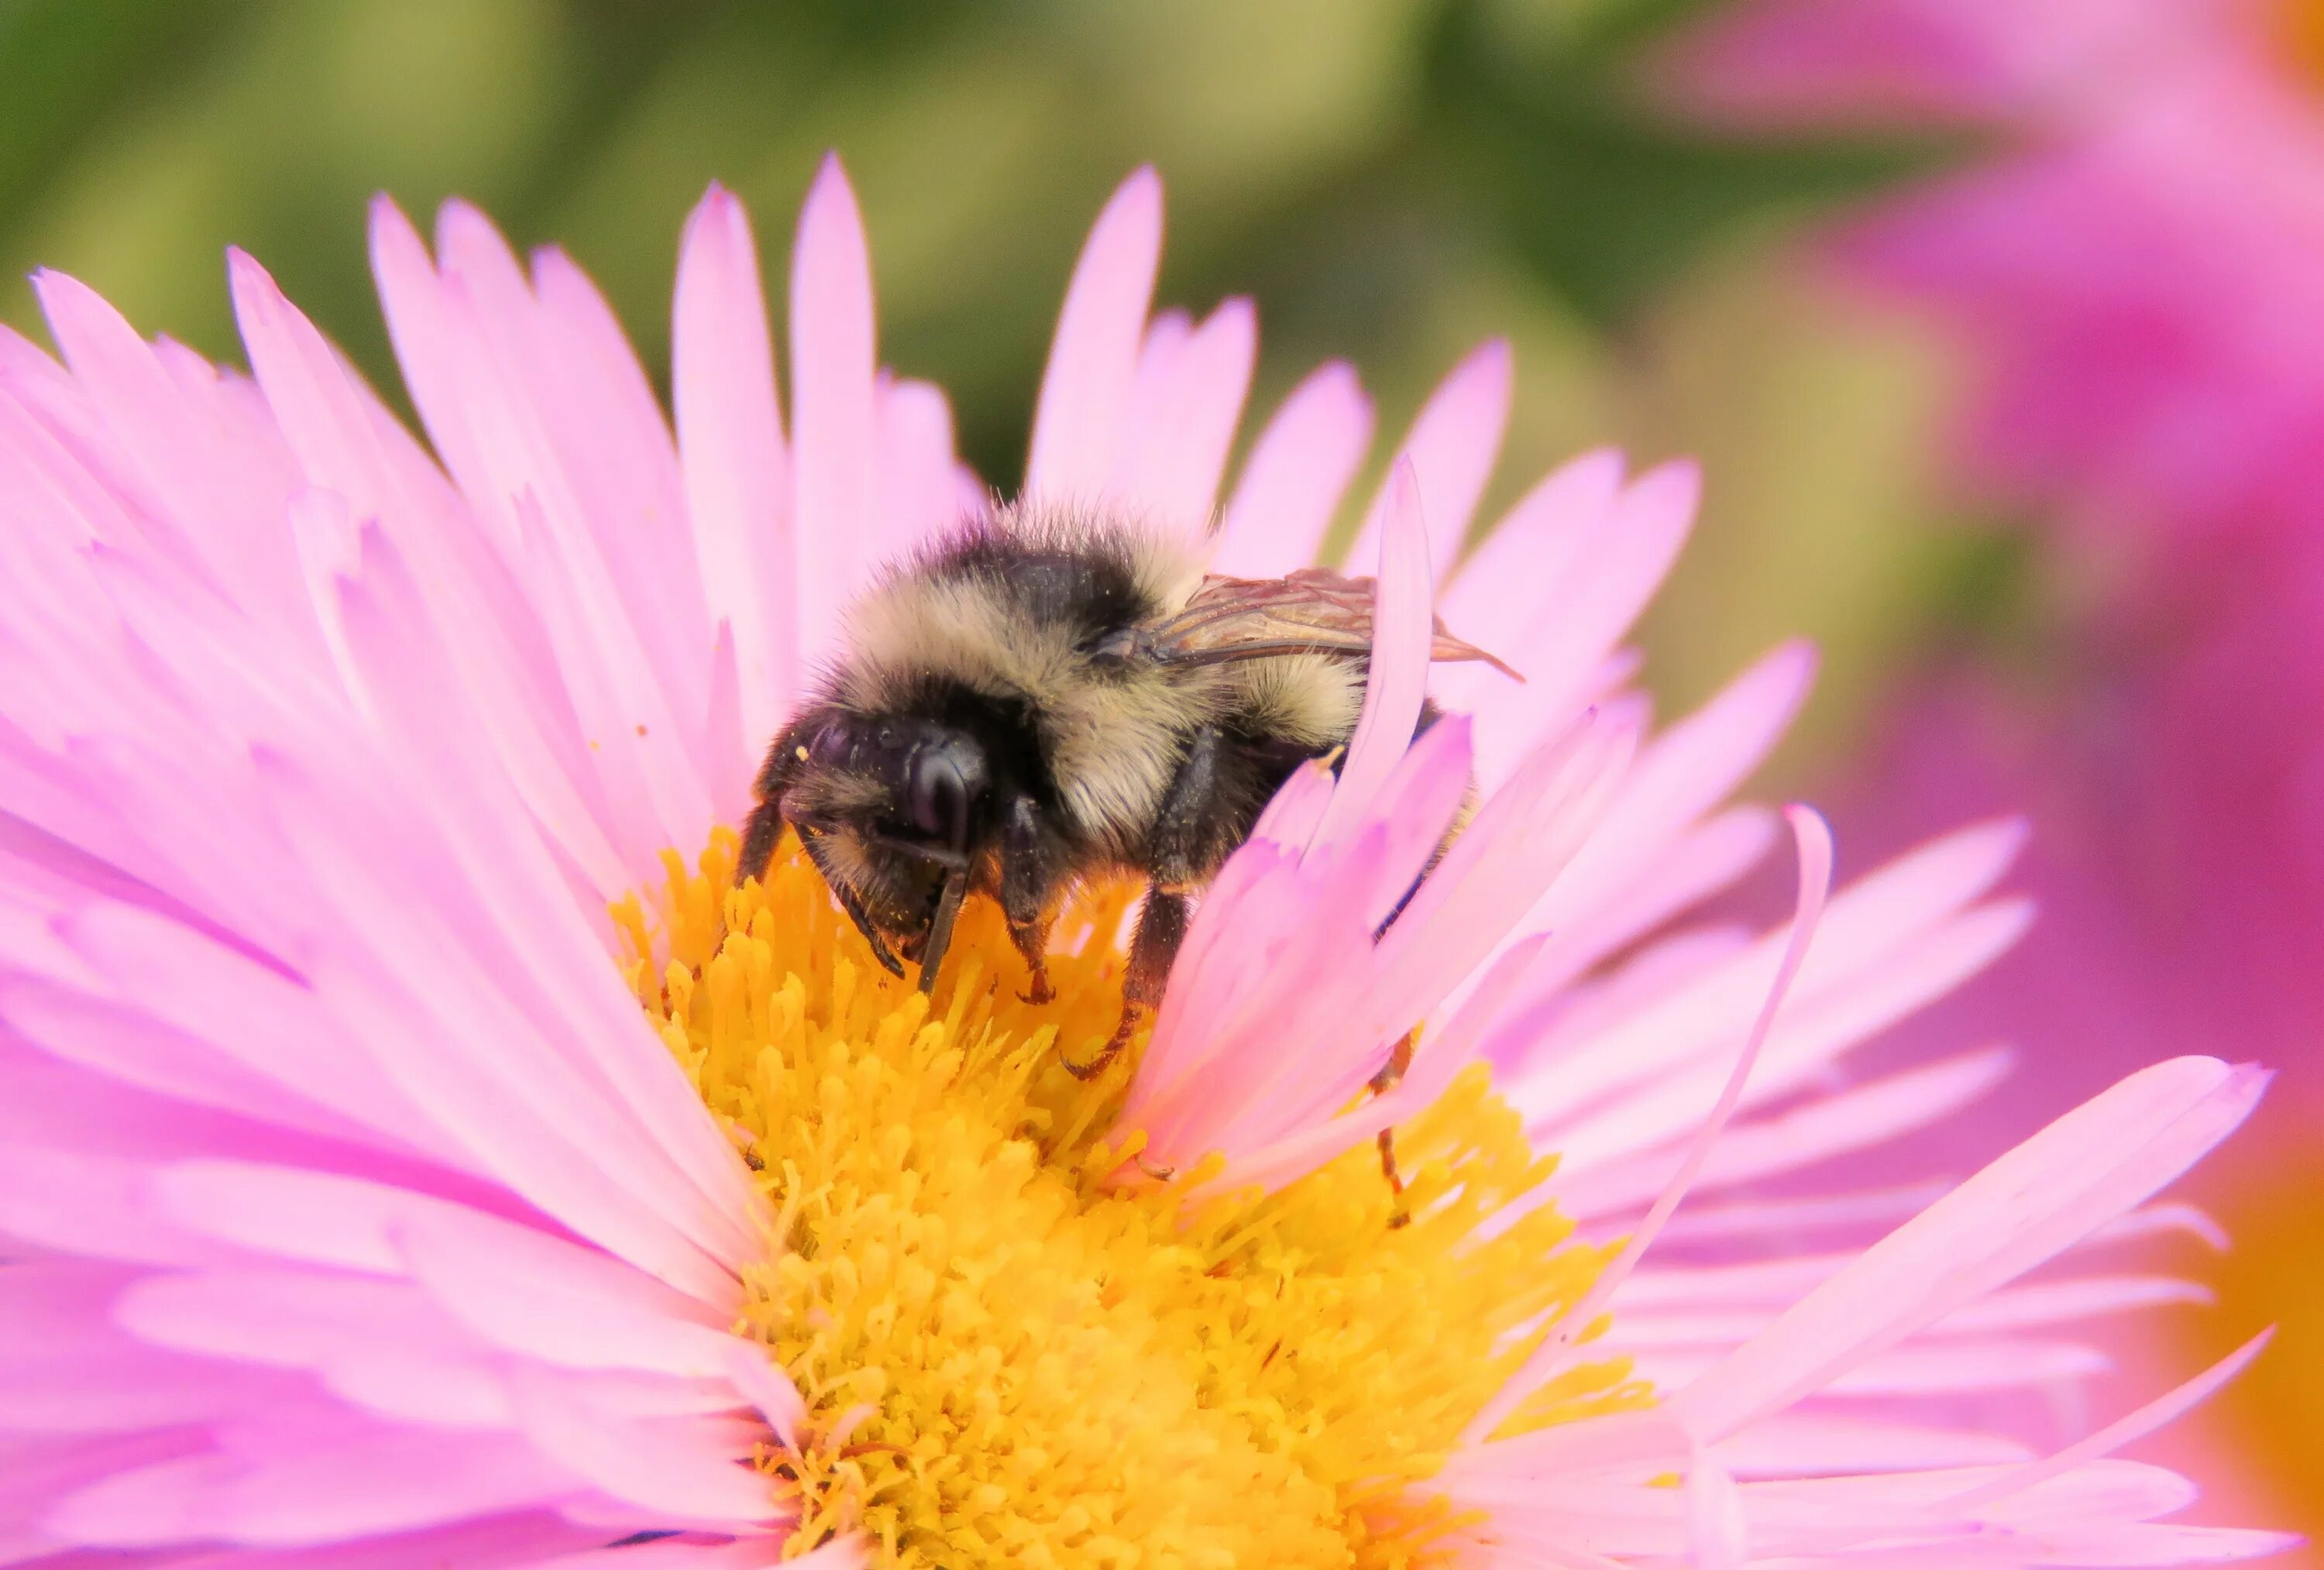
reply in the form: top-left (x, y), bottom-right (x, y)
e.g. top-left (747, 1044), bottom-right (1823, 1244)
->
top-left (614, 830), bottom-right (1645, 1569)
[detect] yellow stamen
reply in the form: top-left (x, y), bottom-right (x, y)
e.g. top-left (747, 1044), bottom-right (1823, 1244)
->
top-left (615, 829), bottom-right (1648, 1568)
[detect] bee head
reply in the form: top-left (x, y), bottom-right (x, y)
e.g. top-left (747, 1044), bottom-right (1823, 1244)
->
top-left (782, 714), bottom-right (991, 986)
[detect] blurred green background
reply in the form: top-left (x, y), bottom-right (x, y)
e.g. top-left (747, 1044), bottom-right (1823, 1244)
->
top-left (0, 0), bottom-right (2003, 778)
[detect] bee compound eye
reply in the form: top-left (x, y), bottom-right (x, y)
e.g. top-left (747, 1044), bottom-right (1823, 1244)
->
top-left (808, 723), bottom-right (851, 766)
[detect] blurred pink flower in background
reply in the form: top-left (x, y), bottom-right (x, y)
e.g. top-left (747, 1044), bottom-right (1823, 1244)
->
top-left (1666, 0), bottom-right (2324, 1542)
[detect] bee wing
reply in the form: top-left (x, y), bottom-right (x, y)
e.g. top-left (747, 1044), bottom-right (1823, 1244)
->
top-left (1136, 569), bottom-right (1521, 678)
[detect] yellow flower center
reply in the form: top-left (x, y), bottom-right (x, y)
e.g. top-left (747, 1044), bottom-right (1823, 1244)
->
top-left (614, 830), bottom-right (1645, 1569)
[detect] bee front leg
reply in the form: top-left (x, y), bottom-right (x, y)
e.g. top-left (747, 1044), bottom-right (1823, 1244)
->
top-left (999, 793), bottom-right (1065, 1005)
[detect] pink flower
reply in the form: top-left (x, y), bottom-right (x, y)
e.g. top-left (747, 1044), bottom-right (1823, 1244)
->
top-left (0, 157), bottom-right (2292, 1565)
top-left (1663, 0), bottom-right (2324, 552)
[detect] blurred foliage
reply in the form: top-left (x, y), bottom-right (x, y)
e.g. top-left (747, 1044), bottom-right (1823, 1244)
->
top-left (0, 0), bottom-right (1975, 771)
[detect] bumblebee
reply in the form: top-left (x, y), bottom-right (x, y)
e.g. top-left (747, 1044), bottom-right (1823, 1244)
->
top-left (739, 505), bottom-right (1511, 1076)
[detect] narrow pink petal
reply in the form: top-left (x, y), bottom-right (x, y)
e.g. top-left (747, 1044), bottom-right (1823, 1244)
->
top-left (526, 243), bottom-right (712, 727)
top-left (1547, 899), bottom-right (2032, 1170)
top-left (1656, 1184), bottom-right (1954, 1246)
top-left (1470, 461), bottom-right (1701, 785)
top-left (723, 1340), bottom-right (807, 1451)
top-left (46, 1428), bottom-right (581, 1547)
top-left (394, 1201), bottom-right (745, 1374)
top-left (788, 155), bottom-right (879, 656)
top-left (1552, 1049), bottom-right (2013, 1219)
top-left (32, 270), bottom-right (304, 620)
top-left (1522, 818), bottom-right (2028, 1121)
top-left (1434, 446), bottom-right (1627, 716)
top-left (1521, 806), bottom-right (1781, 1005)
top-left (1110, 297), bottom-right (1256, 534)
top-left (1690, 1458), bottom-right (1745, 1570)
top-left (675, 184), bottom-right (794, 741)
top-left (1713, 1414), bottom-right (2034, 1479)
top-left (316, 527), bottom-right (770, 1256)
top-left (545, 1537), bottom-right (835, 1569)
top-left (235, 243), bottom-right (629, 898)
top-left (1200, 931), bottom-right (1546, 1194)
top-left (373, 210), bottom-right (719, 864)
top-left (1934, 1274), bottom-right (2213, 1333)
top-left (2011, 1524), bottom-right (2305, 1565)
top-left (1342, 338), bottom-right (1512, 579)
top-left (1025, 167), bottom-right (1163, 503)
top-left (1468, 808), bottom-right (1833, 1442)
top-left (512, 1368), bottom-right (784, 1525)
top-left (2090, 1201), bottom-right (2231, 1252)
top-left (1647, 1335), bottom-right (2113, 1398)
top-left (1944, 1331), bottom-right (2275, 1510)
top-left (37, 905), bottom-right (456, 1164)
top-left (1308, 457), bottom-right (1432, 850)
top-left (367, 197), bottom-right (492, 514)
top-left (1369, 709), bottom-right (1638, 1036)
top-left (877, 375), bottom-right (963, 554)
top-left (1212, 359), bottom-right (1373, 577)
top-left (1669, 1056), bottom-right (2268, 1444)
top-left (1511, 642), bottom-right (1814, 977)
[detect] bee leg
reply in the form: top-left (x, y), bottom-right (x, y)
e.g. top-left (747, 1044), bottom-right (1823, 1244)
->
top-left (737, 795), bottom-right (786, 888)
top-left (1065, 725), bottom-right (1224, 1079)
top-left (1012, 918), bottom-right (1057, 1005)
top-left (1370, 1028), bottom-right (1419, 1228)
top-left (998, 793), bottom-right (1063, 1005)
top-left (1064, 884), bottom-right (1186, 1080)
top-left (736, 711), bottom-right (829, 887)
top-left (796, 826), bottom-right (908, 978)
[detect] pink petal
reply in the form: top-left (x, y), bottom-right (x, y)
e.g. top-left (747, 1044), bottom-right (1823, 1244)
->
top-left (1369, 709), bottom-right (1638, 1038)
top-left (394, 1201), bottom-right (747, 1375)
top-left (1469, 461), bottom-right (1700, 786)
top-left (1669, 1056), bottom-right (2267, 1443)
top-left (1434, 445), bottom-right (1628, 716)
top-left (674, 184), bottom-right (794, 744)
top-left (1308, 457), bottom-right (1432, 850)
top-left (46, 1428), bottom-right (583, 1547)
top-left (877, 375), bottom-right (963, 554)
top-left (1468, 808), bottom-right (1833, 1441)
top-left (1110, 297), bottom-right (1256, 533)
top-left (1025, 167), bottom-right (1163, 505)
top-left (1552, 1048), bottom-right (2014, 1218)
top-left (1342, 338), bottom-right (1512, 579)
top-left (1713, 1414), bottom-right (2034, 1479)
top-left (236, 243), bottom-right (630, 899)
top-left (511, 1368), bottom-right (783, 1525)
top-left (1944, 1330), bottom-right (2275, 1510)
top-left (31, 270), bottom-right (304, 624)
top-left (1211, 359), bottom-right (1373, 577)
top-left (788, 155), bottom-right (880, 658)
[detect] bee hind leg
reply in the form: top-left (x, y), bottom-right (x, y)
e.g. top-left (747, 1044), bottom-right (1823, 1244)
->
top-left (1064, 725), bottom-right (1232, 1080)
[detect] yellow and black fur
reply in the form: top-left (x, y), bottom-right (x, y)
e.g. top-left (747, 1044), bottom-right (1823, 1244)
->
top-left (741, 504), bottom-right (1472, 1074)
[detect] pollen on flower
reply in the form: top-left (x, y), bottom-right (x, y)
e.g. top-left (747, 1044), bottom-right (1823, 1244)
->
top-left (613, 830), bottom-right (1648, 1569)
